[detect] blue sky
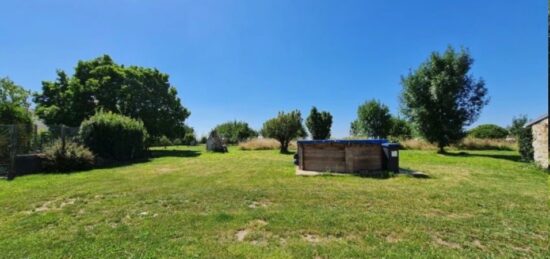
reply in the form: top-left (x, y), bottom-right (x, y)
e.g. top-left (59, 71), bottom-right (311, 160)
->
top-left (1, 0), bottom-right (547, 137)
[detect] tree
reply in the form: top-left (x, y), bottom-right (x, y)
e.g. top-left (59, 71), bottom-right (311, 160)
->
top-left (261, 110), bottom-right (306, 153)
top-left (214, 121), bottom-right (258, 144)
top-left (518, 127), bottom-right (534, 161)
top-left (468, 124), bottom-right (509, 139)
top-left (0, 77), bottom-right (32, 124)
top-left (33, 55), bottom-right (190, 138)
top-left (508, 115), bottom-right (528, 138)
top-left (350, 100), bottom-right (392, 138)
top-left (389, 117), bottom-right (413, 140)
top-left (306, 107), bottom-right (332, 140)
top-left (400, 47), bottom-right (489, 152)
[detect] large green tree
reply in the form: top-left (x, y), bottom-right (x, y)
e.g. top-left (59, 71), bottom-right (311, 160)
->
top-left (214, 120), bottom-right (257, 144)
top-left (0, 77), bottom-right (32, 124)
top-left (400, 47), bottom-right (489, 152)
top-left (306, 107), bottom-right (332, 140)
top-left (350, 100), bottom-right (392, 138)
top-left (261, 110), bottom-right (306, 153)
top-left (33, 55), bottom-right (190, 138)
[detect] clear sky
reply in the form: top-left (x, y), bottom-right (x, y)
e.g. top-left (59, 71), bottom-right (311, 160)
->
top-left (1, 0), bottom-right (547, 137)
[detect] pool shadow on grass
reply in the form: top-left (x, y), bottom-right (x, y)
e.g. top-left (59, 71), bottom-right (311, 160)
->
top-left (441, 151), bottom-right (522, 163)
top-left (150, 149), bottom-right (202, 158)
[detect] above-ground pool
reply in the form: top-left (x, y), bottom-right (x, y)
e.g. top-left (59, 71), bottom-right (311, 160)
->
top-left (296, 139), bottom-right (399, 173)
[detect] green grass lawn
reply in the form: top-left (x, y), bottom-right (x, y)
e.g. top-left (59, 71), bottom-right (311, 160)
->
top-left (0, 146), bottom-right (548, 258)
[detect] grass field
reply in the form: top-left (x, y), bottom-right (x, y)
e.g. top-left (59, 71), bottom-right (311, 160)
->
top-left (0, 146), bottom-right (548, 258)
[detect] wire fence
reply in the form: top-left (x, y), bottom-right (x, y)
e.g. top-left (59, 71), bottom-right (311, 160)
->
top-left (0, 124), bottom-right (79, 178)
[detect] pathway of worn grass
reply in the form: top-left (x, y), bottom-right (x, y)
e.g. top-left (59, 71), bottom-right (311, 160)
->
top-left (0, 146), bottom-right (548, 258)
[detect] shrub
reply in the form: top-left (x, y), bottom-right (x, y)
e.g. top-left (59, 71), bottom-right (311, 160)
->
top-left (389, 117), bottom-right (413, 140)
top-left (214, 121), bottom-right (257, 144)
top-left (173, 138), bottom-right (183, 146)
top-left (468, 124), bottom-right (509, 139)
top-left (182, 132), bottom-right (197, 145)
top-left (518, 127), bottom-right (534, 161)
top-left (158, 135), bottom-right (172, 148)
top-left (42, 139), bottom-right (95, 172)
top-left (80, 111), bottom-right (148, 161)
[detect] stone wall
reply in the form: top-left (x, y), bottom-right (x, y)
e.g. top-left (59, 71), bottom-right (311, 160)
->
top-left (531, 118), bottom-right (548, 168)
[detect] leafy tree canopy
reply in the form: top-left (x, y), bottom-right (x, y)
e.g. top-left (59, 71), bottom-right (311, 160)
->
top-left (261, 110), bottom-right (306, 153)
top-left (214, 120), bottom-right (258, 144)
top-left (389, 117), bottom-right (413, 140)
top-left (306, 107), bottom-right (332, 140)
top-left (33, 55), bottom-right (190, 138)
top-left (400, 47), bottom-right (489, 152)
top-left (350, 100), bottom-right (392, 139)
top-left (0, 77), bottom-right (32, 124)
top-left (508, 115), bottom-right (528, 138)
top-left (468, 124), bottom-right (509, 139)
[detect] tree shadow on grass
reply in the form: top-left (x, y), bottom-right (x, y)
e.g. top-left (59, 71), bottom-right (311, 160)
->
top-left (150, 149), bottom-right (202, 158)
top-left (441, 151), bottom-right (522, 162)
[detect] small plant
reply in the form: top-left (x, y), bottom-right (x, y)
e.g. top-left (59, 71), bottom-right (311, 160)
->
top-left (42, 139), bottom-right (95, 172)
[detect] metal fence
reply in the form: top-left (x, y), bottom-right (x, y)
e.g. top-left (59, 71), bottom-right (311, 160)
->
top-left (0, 124), bottom-right (79, 179)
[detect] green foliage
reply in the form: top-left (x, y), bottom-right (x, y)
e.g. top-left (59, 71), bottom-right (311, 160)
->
top-left (158, 136), bottom-right (172, 148)
top-left (214, 121), bottom-right (258, 144)
top-left (518, 127), bottom-right (534, 162)
top-left (306, 107), bottom-right (332, 140)
top-left (0, 77), bottom-right (32, 124)
top-left (508, 115), bottom-right (528, 138)
top-left (400, 47), bottom-right (489, 152)
top-left (33, 55), bottom-right (190, 138)
top-left (79, 111), bottom-right (148, 161)
top-left (350, 100), bottom-right (392, 138)
top-left (199, 136), bottom-right (207, 144)
top-left (468, 124), bottom-right (509, 139)
top-left (42, 139), bottom-right (95, 172)
top-left (182, 132), bottom-right (197, 145)
top-left (389, 117), bottom-right (413, 140)
top-left (261, 110), bottom-right (306, 153)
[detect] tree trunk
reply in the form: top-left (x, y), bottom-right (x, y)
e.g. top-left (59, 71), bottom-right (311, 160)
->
top-left (280, 140), bottom-right (288, 153)
top-left (437, 145), bottom-right (445, 154)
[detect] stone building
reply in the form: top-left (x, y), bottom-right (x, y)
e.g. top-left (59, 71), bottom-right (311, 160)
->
top-left (525, 114), bottom-right (548, 168)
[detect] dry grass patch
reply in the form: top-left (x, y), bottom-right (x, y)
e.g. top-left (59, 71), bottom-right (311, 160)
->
top-left (400, 137), bottom-right (516, 151)
top-left (239, 138), bottom-right (296, 150)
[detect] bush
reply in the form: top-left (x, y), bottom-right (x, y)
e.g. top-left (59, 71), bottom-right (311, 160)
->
top-left (158, 135), bottom-right (172, 148)
top-left (182, 132), bottom-right (197, 145)
top-left (80, 111), bottom-right (148, 161)
top-left (214, 121), bottom-right (257, 144)
top-left (199, 136), bottom-right (207, 144)
top-left (42, 139), bottom-right (95, 172)
top-left (389, 117), bottom-right (413, 140)
top-left (518, 128), bottom-right (534, 161)
top-left (468, 124), bottom-right (509, 139)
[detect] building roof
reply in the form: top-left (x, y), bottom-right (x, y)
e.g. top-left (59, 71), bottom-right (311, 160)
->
top-left (525, 114), bottom-right (549, 128)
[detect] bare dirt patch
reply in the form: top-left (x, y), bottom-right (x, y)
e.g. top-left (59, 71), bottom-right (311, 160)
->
top-left (432, 235), bottom-right (462, 249)
top-left (248, 200), bottom-right (271, 209)
top-left (385, 232), bottom-right (402, 243)
top-left (29, 198), bottom-right (77, 213)
top-left (235, 219), bottom-right (269, 243)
